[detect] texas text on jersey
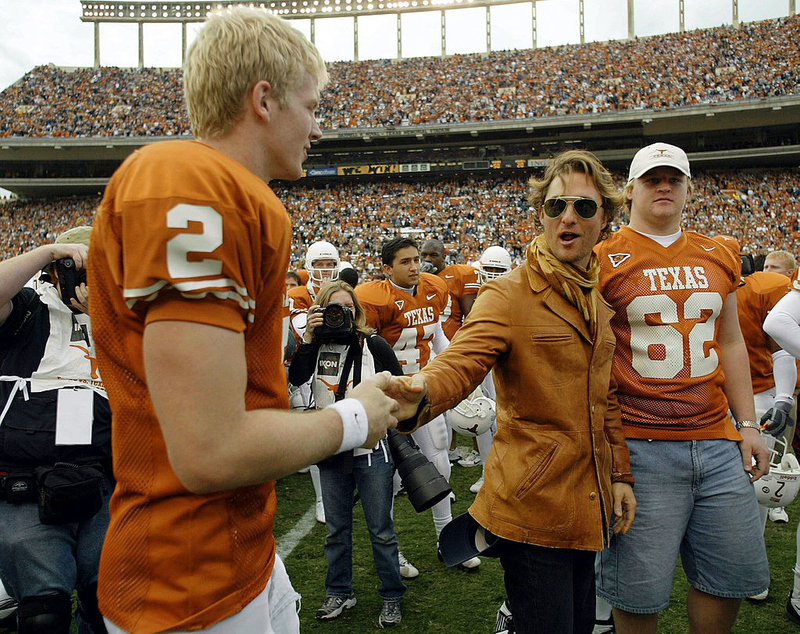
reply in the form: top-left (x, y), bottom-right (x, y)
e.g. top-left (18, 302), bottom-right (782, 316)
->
top-left (356, 272), bottom-right (449, 375)
top-left (596, 227), bottom-right (741, 440)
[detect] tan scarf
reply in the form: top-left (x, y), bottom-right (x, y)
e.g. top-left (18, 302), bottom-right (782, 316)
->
top-left (527, 234), bottom-right (600, 339)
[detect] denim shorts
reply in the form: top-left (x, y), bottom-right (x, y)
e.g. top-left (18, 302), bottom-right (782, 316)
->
top-left (596, 438), bottom-right (770, 613)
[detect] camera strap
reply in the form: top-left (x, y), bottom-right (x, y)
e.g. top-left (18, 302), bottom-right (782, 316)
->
top-left (334, 337), bottom-right (362, 402)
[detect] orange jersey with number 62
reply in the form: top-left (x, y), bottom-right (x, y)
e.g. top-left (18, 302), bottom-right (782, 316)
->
top-left (596, 227), bottom-right (741, 441)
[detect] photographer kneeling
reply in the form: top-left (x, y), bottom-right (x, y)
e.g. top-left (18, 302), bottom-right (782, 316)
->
top-left (288, 281), bottom-right (406, 627)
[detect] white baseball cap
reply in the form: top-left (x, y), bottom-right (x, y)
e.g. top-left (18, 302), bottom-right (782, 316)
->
top-left (627, 142), bottom-right (691, 182)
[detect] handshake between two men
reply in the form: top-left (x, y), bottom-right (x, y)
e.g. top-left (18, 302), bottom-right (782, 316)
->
top-left (344, 372), bottom-right (429, 447)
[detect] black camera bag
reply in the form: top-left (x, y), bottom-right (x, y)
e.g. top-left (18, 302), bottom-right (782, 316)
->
top-left (35, 462), bottom-right (104, 525)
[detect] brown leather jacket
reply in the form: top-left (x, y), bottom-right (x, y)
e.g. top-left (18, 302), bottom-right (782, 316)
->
top-left (401, 259), bottom-right (633, 551)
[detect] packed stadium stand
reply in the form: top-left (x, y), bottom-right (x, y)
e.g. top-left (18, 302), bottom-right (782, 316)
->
top-left (0, 15), bottom-right (797, 270)
top-left (1, 168), bottom-right (796, 272)
top-left (0, 15), bottom-right (798, 136)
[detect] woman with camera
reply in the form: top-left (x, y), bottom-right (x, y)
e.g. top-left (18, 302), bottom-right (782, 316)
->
top-left (288, 281), bottom-right (406, 627)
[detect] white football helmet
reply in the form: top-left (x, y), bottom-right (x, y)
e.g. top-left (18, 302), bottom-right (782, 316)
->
top-left (305, 241), bottom-right (340, 284)
top-left (477, 246), bottom-right (512, 285)
top-left (755, 435), bottom-right (800, 508)
top-left (446, 386), bottom-right (496, 437)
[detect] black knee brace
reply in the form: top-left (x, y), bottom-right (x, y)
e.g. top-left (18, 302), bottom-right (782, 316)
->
top-left (17, 593), bottom-right (72, 634)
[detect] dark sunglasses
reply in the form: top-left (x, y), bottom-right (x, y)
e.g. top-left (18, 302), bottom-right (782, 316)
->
top-left (543, 197), bottom-right (600, 219)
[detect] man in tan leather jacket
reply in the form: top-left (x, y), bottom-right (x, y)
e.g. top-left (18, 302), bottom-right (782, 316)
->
top-left (391, 150), bottom-right (635, 634)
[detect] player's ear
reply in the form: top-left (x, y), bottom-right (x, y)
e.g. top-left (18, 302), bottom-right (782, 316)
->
top-left (251, 80), bottom-right (273, 123)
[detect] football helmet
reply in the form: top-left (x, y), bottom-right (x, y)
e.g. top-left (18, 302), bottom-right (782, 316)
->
top-left (305, 241), bottom-right (340, 284)
top-left (477, 246), bottom-right (512, 285)
top-left (446, 387), bottom-right (496, 437)
top-left (755, 435), bottom-right (800, 508)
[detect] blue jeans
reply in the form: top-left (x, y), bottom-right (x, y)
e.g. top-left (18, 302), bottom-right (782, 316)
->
top-left (0, 473), bottom-right (112, 633)
top-left (500, 541), bottom-right (595, 634)
top-left (319, 441), bottom-right (405, 601)
top-left (597, 439), bottom-right (770, 613)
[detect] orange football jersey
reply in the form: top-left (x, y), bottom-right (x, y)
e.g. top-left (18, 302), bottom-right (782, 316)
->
top-left (89, 140), bottom-right (290, 633)
top-left (596, 227), bottom-right (741, 441)
top-left (438, 263), bottom-right (480, 340)
top-left (356, 272), bottom-right (449, 375)
top-left (736, 271), bottom-right (791, 394)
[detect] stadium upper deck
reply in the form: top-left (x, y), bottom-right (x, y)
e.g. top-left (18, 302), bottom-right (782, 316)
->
top-left (0, 15), bottom-right (797, 138)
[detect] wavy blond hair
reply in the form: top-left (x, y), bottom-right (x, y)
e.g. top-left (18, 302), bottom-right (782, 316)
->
top-left (184, 7), bottom-right (328, 139)
top-left (527, 150), bottom-right (623, 242)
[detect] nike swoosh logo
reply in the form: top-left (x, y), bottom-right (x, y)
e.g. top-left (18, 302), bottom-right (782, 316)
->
top-left (427, 294), bottom-right (437, 300)
top-left (444, 275), bottom-right (454, 278)
top-left (701, 246), bottom-right (716, 251)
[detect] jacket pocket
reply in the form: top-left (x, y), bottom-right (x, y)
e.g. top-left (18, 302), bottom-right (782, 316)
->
top-left (514, 440), bottom-right (559, 500)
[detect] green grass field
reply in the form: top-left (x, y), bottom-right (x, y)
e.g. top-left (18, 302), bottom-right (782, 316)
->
top-left (275, 439), bottom-right (800, 633)
top-left (1, 440), bottom-right (797, 633)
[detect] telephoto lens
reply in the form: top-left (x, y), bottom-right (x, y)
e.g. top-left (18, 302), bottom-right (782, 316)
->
top-left (387, 430), bottom-right (451, 512)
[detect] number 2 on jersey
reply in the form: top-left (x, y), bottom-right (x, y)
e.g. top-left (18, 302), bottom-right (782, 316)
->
top-left (166, 204), bottom-right (224, 278)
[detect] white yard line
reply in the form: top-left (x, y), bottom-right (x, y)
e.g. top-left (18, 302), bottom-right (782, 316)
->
top-left (276, 503), bottom-right (318, 560)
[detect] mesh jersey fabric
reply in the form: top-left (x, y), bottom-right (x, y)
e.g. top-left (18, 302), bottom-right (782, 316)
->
top-left (596, 227), bottom-right (742, 440)
top-left (356, 272), bottom-right (448, 375)
top-left (438, 263), bottom-right (480, 341)
top-left (736, 271), bottom-right (791, 394)
top-left (89, 140), bottom-right (291, 633)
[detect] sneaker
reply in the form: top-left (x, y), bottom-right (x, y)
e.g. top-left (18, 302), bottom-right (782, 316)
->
top-left (787, 594), bottom-right (800, 625)
top-left (297, 465), bottom-right (310, 474)
top-left (495, 600), bottom-right (514, 634)
top-left (316, 497), bottom-right (326, 524)
top-left (769, 507), bottom-right (789, 523)
top-left (378, 599), bottom-right (402, 627)
top-left (316, 594), bottom-right (356, 620)
top-left (398, 551), bottom-right (419, 579)
top-left (593, 614), bottom-right (615, 633)
top-left (748, 588), bottom-right (769, 602)
top-left (470, 473), bottom-right (484, 494)
top-left (449, 490), bottom-right (456, 503)
top-left (438, 542), bottom-right (481, 572)
top-left (458, 450), bottom-right (482, 468)
top-left (448, 447), bottom-right (460, 462)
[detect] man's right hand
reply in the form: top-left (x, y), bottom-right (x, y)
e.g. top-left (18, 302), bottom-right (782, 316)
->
top-left (49, 243), bottom-right (89, 269)
top-left (348, 371), bottom-right (400, 448)
top-left (385, 373), bottom-right (427, 421)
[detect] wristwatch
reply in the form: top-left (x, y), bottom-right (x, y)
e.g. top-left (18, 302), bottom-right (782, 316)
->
top-left (738, 420), bottom-right (761, 431)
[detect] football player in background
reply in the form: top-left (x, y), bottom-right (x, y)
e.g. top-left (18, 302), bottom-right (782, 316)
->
top-left (732, 244), bottom-right (796, 529)
top-left (419, 239), bottom-right (481, 467)
top-left (358, 236), bottom-right (482, 574)
top-left (763, 277), bottom-right (800, 625)
top-left (89, 9), bottom-right (399, 633)
top-left (287, 240), bottom-right (343, 525)
top-left (595, 143), bottom-right (770, 634)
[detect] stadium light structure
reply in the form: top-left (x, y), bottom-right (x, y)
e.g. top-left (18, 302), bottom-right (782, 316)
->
top-left (79, 0), bottom-right (790, 66)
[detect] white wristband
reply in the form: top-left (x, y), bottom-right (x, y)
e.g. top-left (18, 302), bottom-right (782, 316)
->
top-left (327, 399), bottom-right (369, 454)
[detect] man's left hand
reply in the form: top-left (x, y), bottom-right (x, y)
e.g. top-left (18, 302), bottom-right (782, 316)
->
top-left (71, 283), bottom-right (89, 314)
top-left (611, 482), bottom-right (636, 535)
top-left (740, 427), bottom-right (769, 482)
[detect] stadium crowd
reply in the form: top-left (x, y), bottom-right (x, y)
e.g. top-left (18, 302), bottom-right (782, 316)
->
top-left (1, 167), bottom-right (796, 270)
top-left (0, 15), bottom-right (797, 137)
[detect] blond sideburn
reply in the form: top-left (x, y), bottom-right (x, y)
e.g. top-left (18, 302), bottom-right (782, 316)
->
top-left (184, 6), bottom-right (328, 139)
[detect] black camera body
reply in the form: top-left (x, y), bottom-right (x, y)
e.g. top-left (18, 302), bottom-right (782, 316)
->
top-left (54, 257), bottom-right (86, 313)
top-left (314, 302), bottom-right (355, 343)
